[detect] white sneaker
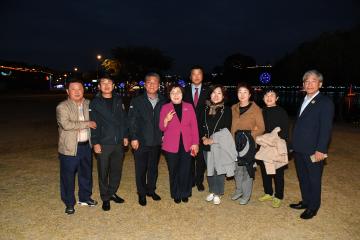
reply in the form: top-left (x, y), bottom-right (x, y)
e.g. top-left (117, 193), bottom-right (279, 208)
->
top-left (206, 193), bottom-right (215, 202)
top-left (239, 198), bottom-right (249, 205)
top-left (213, 195), bottom-right (221, 205)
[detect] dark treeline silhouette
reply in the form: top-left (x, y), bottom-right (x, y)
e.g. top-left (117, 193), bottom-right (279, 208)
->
top-left (110, 46), bottom-right (173, 81)
top-left (2, 25), bottom-right (360, 91)
top-left (272, 25), bottom-right (360, 86)
top-left (211, 54), bottom-right (270, 85)
top-left (211, 25), bottom-right (360, 86)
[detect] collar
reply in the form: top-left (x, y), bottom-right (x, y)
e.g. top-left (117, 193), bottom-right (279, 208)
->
top-left (304, 91), bottom-right (320, 102)
top-left (191, 83), bottom-right (202, 92)
top-left (68, 98), bottom-right (85, 106)
top-left (146, 93), bottom-right (159, 100)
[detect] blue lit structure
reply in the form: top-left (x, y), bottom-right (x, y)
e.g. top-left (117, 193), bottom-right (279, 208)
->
top-left (259, 72), bottom-right (271, 84)
top-left (178, 79), bottom-right (186, 87)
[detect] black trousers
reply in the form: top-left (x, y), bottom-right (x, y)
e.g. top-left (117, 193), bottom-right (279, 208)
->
top-left (191, 144), bottom-right (206, 186)
top-left (294, 152), bottom-right (324, 211)
top-left (133, 145), bottom-right (161, 196)
top-left (258, 160), bottom-right (285, 199)
top-left (164, 143), bottom-right (192, 199)
top-left (59, 143), bottom-right (93, 206)
top-left (95, 144), bottom-right (124, 201)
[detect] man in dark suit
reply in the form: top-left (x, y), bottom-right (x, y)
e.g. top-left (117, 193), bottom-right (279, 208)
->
top-left (183, 65), bottom-right (210, 191)
top-left (290, 70), bottom-right (334, 219)
top-left (128, 72), bottom-right (167, 206)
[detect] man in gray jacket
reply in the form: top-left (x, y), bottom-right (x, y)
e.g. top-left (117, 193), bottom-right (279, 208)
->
top-left (56, 78), bottom-right (98, 214)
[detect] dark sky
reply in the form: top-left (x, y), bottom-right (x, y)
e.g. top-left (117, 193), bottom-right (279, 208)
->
top-left (1, 0), bottom-right (359, 75)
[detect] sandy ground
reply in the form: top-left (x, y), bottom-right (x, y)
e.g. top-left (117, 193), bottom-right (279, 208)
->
top-left (0, 94), bottom-right (359, 240)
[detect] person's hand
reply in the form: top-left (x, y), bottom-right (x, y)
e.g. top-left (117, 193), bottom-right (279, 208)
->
top-left (123, 138), bottom-right (129, 147)
top-left (164, 110), bottom-right (176, 127)
top-left (131, 140), bottom-right (139, 150)
top-left (202, 137), bottom-right (214, 145)
top-left (93, 144), bottom-right (102, 154)
top-left (313, 151), bottom-right (326, 162)
top-left (88, 121), bottom-right (97, 129)
top-left (190, 144), bottom-right (199, 156)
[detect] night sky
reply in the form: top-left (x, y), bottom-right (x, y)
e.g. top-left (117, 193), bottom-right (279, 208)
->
top-left (1, 0), bottom-right (359, 75)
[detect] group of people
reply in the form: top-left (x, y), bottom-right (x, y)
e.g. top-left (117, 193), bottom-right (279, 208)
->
top-left (57, 67), bottom-right (334, 220)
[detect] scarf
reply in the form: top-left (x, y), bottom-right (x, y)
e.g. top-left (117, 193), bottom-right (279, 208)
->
top-left (206, 100), bottom-right (224, 115)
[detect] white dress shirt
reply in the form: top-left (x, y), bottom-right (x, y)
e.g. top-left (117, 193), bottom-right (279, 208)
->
top-left (191, 83), bottom-right (202, 100)
top-left (299, 91), bottom-right (320, 116)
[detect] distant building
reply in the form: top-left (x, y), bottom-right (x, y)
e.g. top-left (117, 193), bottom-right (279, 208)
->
top-left (0, 64), bottom-right (53, 91)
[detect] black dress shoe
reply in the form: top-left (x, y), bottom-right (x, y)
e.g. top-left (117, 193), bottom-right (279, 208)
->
top-left (174, 198), bottom-right (181, 204)
top-left (181, 197), bottom-right (189, 203)
top-left (65, 206), bottom-right (75, 215)
top-left (78, 198), bottom-right (98, 207)
top-left (289, 201), bottom-right (308, 210)
top-left (139, 195), bottom-right (147, 206)
top-left (197, 183), bottom-right (205, 192)
top-left (147, 192), bottom-right (161, 201)
top-left (300, 209), bottom-right (318, 219)
top-left (110, 194), bottom-right (125, 203)
top-left (102, 201), bottom-right (110, 211)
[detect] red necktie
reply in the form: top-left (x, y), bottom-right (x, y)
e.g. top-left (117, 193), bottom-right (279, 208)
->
top-left (194, 87), bottom-right (199, 107)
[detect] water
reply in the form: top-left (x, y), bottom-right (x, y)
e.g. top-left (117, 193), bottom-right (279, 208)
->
top-left (226, 89), bottom-right (360, 122)
top-left (117, 87), bottom-right (360, 123)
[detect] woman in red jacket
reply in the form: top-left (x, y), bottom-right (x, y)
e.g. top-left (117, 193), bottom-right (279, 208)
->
top-left (159, 84), bottom-right (199, 203)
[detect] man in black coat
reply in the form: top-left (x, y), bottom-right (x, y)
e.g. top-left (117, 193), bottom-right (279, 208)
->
top-left (128, 73), bottom-right (167, 206)
top-left (290, 70), bottom-right (334, 219)
top-left (183, 65), bottom-right (210, 191)
top-left (90, 73), bottom-right (129, 211)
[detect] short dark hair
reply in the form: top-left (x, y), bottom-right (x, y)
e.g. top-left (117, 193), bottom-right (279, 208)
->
top-left (236, 82), bottom-right (253, 95)
top-left (209, 84), bottom-right (227, 103)
top-left (98, 72), bottom-right (114, 82)
top-left (66, 77), bottom-right (84, 89)
top-left (263, 88), bottom-right (278, 97)
top-left (190, 65), bottom-right (204, 74)
top-left (145, 72), bottom-right (161, 82)
top-left (167, 83), bottom-right (184, 99)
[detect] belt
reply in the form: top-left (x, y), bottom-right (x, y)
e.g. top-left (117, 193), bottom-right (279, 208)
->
top-left (78, 141), bottom-right (89, 146)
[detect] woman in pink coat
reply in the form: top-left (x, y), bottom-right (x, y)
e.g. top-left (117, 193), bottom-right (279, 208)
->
top-left (159, 84), bottom-right (199, 203)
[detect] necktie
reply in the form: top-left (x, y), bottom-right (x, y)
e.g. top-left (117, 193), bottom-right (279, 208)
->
top-left (194, 87), bottom-right (199, 107)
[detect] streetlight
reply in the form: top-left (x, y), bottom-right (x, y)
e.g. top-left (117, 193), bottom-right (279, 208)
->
top-left (96, 54), bottom-right (102, 79)
top-left (74, 67), bottom-right (78, 72)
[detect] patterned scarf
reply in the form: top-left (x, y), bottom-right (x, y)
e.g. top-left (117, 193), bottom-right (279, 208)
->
top-left (206, 100), bottom-right (224, 115)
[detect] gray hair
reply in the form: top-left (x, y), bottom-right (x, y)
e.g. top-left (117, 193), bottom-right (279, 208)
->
top-left (302, 70), bottom-right (323, 83)
top-left (145, 72), bottom-right (161, 82)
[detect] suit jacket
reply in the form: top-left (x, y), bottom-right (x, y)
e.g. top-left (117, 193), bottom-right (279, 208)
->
top-left (159, 102), bottom-right (199, 153)
top-left (183, 84), bottom-right (210, 127)
top-left (292, 93), bottom-right (334, 155)
top-left (128, 93), bottom-right (166, 146)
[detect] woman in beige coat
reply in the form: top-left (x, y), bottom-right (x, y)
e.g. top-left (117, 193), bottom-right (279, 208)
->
top-left (231, 82), bottom-right (265, 205)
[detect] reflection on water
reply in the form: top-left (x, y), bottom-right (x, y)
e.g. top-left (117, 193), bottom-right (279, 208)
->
top-left (226, 89), bottom-right (360, 122)
top-left (120, 87), bottom-right (360, 123)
